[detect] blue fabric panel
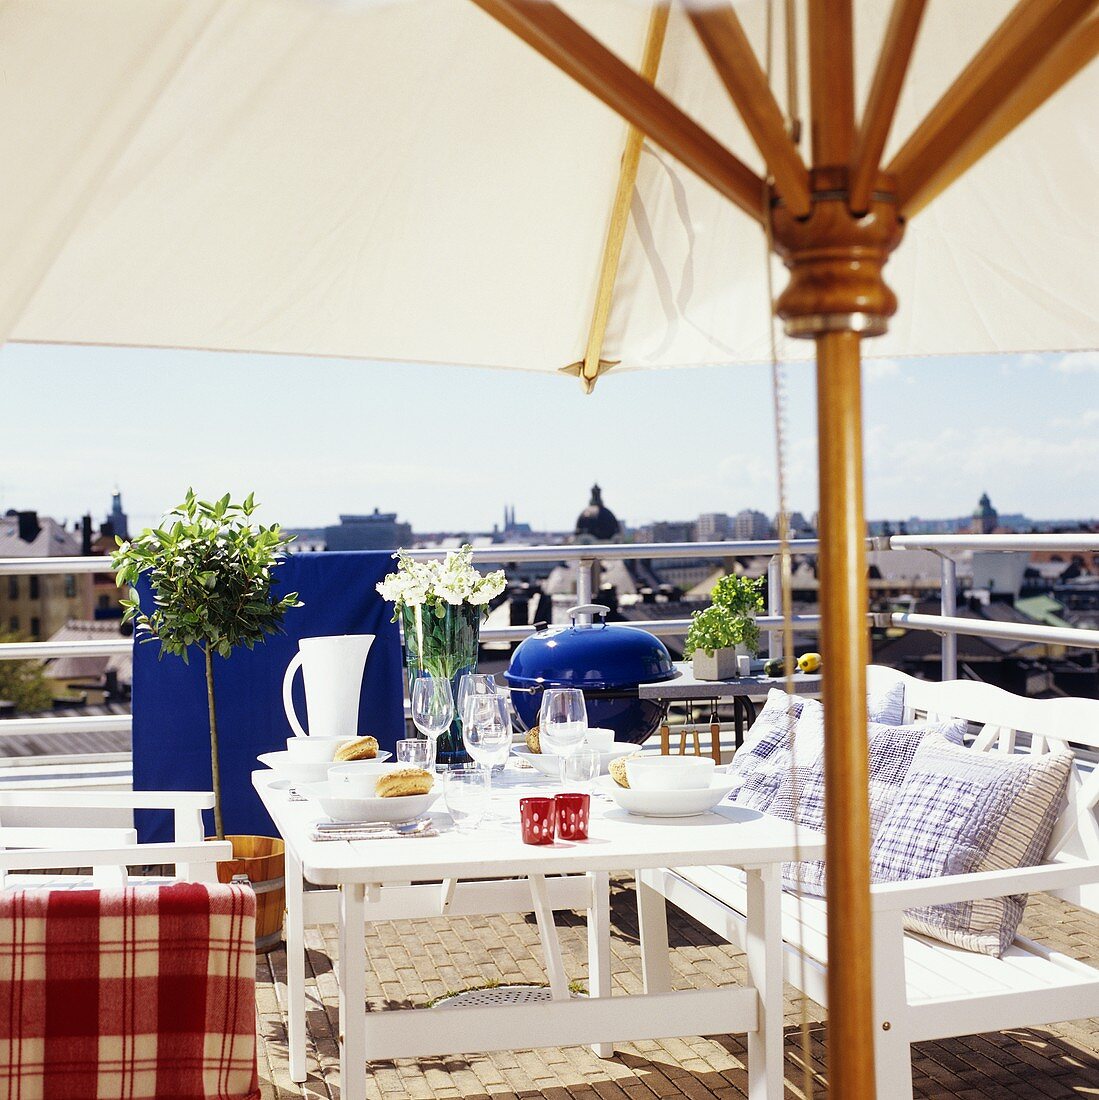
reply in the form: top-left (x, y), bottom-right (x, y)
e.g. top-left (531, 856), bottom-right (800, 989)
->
top-left (131, 551), bottom-right (403, 841)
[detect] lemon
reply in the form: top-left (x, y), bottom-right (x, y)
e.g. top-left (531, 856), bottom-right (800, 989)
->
top-left (798, 652), bottom-right (822, 673)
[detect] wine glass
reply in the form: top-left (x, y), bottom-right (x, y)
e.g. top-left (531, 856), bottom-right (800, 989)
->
top-left (539, 687), bottom-right (588, 769)
top-left (457, 672), bottom-right (498, 724)
top-left (462, 694), bottom-right (512, 794)
top-left (410, 673), bottom-right (454, 765)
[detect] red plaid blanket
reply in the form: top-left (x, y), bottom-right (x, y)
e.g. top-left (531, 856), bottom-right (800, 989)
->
top-left (0, 882), bottom-right (260, 1100)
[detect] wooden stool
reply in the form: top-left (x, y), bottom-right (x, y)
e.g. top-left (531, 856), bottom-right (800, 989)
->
top-left (659, 702), bottom-right (722, 764)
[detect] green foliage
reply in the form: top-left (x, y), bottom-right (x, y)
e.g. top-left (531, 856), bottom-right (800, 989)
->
top-left (683, 574), bottom-right (764, 659)
top-left (0, 632), bottom-right (52, 713)
top-left (112, 490), bottom-right (302, 839)
top-left (112, 489), bottom-right (302, 661)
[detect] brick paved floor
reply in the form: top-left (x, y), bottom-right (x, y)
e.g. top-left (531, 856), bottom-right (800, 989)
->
top-left (255, 879), bottom-right (1099, 1099)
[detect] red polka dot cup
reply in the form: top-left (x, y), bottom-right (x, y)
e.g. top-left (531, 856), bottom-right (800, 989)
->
top-left (554, 793), bottom-right (590, 840)
top-left (520, 797), bottom-right (557, 845)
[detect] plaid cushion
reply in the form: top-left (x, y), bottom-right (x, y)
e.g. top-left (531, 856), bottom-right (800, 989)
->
top-left (867, 677), bottom-right (906, 726)
top-left (772, 711), bottom-right (967, 895)
top-left (0, 882), bottom-right (259, 1100)
top-left (727, 689), bottom-right (799, 811)
top-left (870, 734), bottom-right (1074, 956)
top-left (728, 679), bottom-right (907, 814)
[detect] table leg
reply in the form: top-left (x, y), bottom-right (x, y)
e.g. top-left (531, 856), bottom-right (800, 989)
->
top-left (338, 883), bottom-right (367, 1100)
top-left (745, 864), bottom-right (783, 1100)
top-left (586, 871), bottom-right (613, 1058)
top-left (285, 848), bottom-right (308, 1083)
top-left (528, 874), bottom-right (570, 1001)
top-left (635, 870), bottom-right (672, 995)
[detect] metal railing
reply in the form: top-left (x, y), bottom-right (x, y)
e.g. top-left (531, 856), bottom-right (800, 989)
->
top-left (1, 534), bottom-right (1097, 755)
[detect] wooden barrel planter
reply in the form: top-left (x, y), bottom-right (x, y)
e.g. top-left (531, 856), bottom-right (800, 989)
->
top-left (215, 835), bottom-right (286, 952)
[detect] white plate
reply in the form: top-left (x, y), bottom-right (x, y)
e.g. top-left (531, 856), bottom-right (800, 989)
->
top-left (511, 743), bottom-right (634, 777)
top-left (595, 775), bottom-right (738, 818)
top-left (299, 780), bottom-right (441, 824)
top-left (257, 749), bottom-right (391, 783)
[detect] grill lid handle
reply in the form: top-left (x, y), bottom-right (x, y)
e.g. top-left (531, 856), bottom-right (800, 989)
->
top-left (567, 603), bottom-right (610, 625)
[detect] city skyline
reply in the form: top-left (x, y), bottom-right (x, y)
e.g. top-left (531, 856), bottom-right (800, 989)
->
top-left (2, 342), bottom-right (1096, 535)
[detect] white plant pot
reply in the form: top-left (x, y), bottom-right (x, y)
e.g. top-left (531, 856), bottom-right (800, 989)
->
top-left (692, 645), bottom-right (744, 681)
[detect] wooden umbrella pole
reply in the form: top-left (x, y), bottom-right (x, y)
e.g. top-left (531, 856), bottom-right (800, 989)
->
top-left (815, 330), bottom-right (874, 1096)
top-left (772, 171), bottom-right (905, 1099)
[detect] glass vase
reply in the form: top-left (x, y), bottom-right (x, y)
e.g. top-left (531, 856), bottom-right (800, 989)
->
top-left (402, 602), bottom-right (480, 764)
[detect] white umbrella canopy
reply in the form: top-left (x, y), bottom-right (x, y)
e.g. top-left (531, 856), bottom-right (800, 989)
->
top-left (3, 0), bottom-right (1097, 376)
top-left (5, 3), bottom-right (1096, 1096)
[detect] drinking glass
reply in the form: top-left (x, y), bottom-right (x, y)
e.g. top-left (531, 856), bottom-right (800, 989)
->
top-left (396, 737), bottom-right (436, 770)
top-left (561, 746), bottom-right (600, 791)
top-left (463, 694), bottom-right (512, 793)
top-left (411, 674), bottom-right (454, 763)
top-left (539, 687), bottom-right (588, 763)
top-left (442, 765), bottom-right (490, 832)
top-left (457, 672), bottom-right (498, 723)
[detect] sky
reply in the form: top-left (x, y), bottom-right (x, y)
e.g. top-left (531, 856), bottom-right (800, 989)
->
top-left (1, 343), bottom-right (1097, 535)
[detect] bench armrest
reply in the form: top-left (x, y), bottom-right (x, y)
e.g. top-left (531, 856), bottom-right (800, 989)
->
top-left (0, 840), bottom-right (233, 872)
top-left (870, 859), bottom-right (1099, 912)
top-left (0, 791), bottom-right (215, 811)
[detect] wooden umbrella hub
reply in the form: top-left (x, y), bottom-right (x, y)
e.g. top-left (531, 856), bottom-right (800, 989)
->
top-left (771, 167), bottom-right (904, 341)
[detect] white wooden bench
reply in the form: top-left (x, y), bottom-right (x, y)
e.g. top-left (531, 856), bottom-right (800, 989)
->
top-left (636, 666), bottom-right (1099, 1098)
top-left (0, 789), bottom-right (229, 887)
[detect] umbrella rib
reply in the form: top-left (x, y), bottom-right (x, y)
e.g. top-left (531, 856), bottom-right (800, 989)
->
top-left (572, 4), bottom-right (669, 393)
top-left (687, 4), bottom-right (811, 217)
top-left (469, 0), bottom-right (764, 222)
top-left (900, 13), bottom-right (1099, 218)
top-left (889, 0), bottom-right (1098, 216)
top-left (808, 0), bottom-right (856, 166)
top-left (848, 0), bottom-right (928, 214)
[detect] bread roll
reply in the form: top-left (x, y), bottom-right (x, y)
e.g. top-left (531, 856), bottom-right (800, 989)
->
top-left (609, 754), bottom-right (639, 789)
top-left (334, 735), bottom-right (379, 762)
top-left (375, 767), bottom-right (434, 798)
top-left (525, 726), bottom-right (541, 754)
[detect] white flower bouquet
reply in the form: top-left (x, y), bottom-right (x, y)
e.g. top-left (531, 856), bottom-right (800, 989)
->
top-left (376, 545), bottom-right (506, 620)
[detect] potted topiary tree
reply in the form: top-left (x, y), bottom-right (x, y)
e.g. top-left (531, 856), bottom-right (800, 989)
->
top-left (113, 490), bottom-right (301, 946)
top-left (683, 574), bottom-right (764, 681)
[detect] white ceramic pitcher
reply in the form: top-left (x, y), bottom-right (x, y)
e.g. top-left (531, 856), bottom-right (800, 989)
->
top-left (282, 634), bottom-right (375, 738)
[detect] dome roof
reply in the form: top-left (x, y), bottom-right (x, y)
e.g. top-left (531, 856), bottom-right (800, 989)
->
top-left (575, 484), bottom-right (620, 542)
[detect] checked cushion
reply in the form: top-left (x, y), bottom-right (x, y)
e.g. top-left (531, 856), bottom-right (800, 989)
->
top-left (728, 680), bottom-right (907, 814)
top-left (0, 882), bottom-right (259, 1100)
top-left (770, 708), bottom-right (968, 896)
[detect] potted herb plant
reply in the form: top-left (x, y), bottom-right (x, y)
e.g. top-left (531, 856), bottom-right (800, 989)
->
top-left (683, 574), bottom-right (764, 681)
top-left (113, 490), bottom-right (301, 945)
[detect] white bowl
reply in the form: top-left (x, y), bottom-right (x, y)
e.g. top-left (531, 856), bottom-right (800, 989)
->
top-left (511, 743), bottom-right (633, 777)
top-left (583, 728), bottom-right (615, 751)
top-left (596, 775), bottom-right (737, 818)
top-left (285, 735), bottom-right (355, 762)
top-left (299, 781), bottom-right (440, 824)
top-left (258, 749), bottom-right (391, 784)
top-left (328, 760), bottom-right (407, 797)
top-left (625, 755), bottom-right (715, 791)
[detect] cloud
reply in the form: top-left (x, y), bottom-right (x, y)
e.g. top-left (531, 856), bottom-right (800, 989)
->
top-left (1052, 350), bottom-right (1099, 374)
top-left (865, 358), bottom-right (902, 382)
top-left (864, 421), bottom-right (1099, 519)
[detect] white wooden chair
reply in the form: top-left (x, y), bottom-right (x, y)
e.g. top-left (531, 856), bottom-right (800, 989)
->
top-left (637, 666), bottom-right (1099, 1098)
top-left (0, 789), bottom-right (231, 886)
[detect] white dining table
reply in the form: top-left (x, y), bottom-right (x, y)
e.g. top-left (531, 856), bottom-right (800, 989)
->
top-left (254, 767), bottom-right (824, 1100)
